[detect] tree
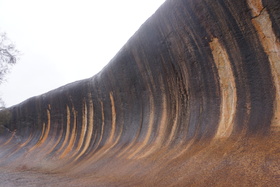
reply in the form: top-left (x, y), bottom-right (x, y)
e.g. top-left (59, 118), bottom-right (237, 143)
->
top-left (0, 31), bottom-right (20, 108)
top-left (0, 32), bottom-right (20, 83)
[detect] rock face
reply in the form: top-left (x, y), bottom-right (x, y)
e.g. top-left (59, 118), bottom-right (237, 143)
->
top-left (0, 0), bottom-right (280, 186)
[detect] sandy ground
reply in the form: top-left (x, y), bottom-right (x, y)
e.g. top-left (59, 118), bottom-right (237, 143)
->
top-left (0, 129), bottom-right (279, 187)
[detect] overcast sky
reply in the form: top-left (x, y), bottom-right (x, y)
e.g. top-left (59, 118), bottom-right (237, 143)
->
top-left (0, 0), bottom-right (165, 107)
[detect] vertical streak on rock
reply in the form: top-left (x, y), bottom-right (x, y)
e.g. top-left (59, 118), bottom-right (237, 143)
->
top-left (44, 107), bottom-right (51, 143)
top-left (87, 100), bottom-right (110, 160)
top-left (56, 106), bottom-right (71, 154)
top-left (60, 107), bottom-right (77, 158)
top-left (128, 94), bottom-right (155, 159)
top-left (46, 127), bottom-right (63, 156)
top-left (248, 0), bottom-right (280, 127)
top-left (96, 101), bottom-right (105, 147)
top-left (75, 94), bottom-right (94, 160)
top-left (127, 45), bottom-right (156, 159)
top-left (85, 94), bottom-right (120, 161)
top-left (37, 123), bottom-right (46, 147)
top-left (166, 97), bottom-right (179, 145)
top-left (116, 100), bottom-right (143, 158)
top-left (210, 38), bottom-right (236, 138)
top-left (138, 76), bottom-right (167, 158)
top-left (156, 81), bottom-right (167, 146)
top-left (73, 100), bottom-right (87, 158)
top-left (108, 92), bottom-right (116, 144)
top-left (29, 106), bottom-right (51, 151)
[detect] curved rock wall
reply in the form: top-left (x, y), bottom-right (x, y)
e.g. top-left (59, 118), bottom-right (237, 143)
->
top-left (0, 0), bottom-right (279, 186)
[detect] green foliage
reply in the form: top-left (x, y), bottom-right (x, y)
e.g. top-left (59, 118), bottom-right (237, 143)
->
top-left (0, 31), bottom-right (20, 108)
top-left (0, 32), bottom-right (20, 84)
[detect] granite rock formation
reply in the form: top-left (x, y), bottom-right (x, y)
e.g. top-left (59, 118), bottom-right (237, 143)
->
top-left (0, 0), bottom-right (279, 186)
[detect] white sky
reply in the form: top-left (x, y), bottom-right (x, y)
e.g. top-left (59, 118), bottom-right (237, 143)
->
top-left (0, 0), bottom-right (165, 107)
